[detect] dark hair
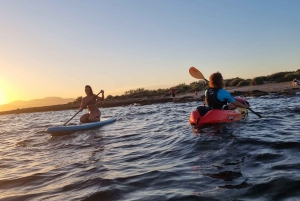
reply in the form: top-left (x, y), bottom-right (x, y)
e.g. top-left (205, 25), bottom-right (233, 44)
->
top-left (209, 72), bottom-right (224, 88)
top-left (85, 85), bottom-right (94, 95)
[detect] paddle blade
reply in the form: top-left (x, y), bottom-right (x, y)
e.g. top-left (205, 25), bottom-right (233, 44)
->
top-left (189, 67), bottom-right (206, 80)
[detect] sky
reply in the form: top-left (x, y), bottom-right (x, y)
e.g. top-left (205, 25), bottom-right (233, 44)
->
top-left (0, 0), bottom-right (299, 104)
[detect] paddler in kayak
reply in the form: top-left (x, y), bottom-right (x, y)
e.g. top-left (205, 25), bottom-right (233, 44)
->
top-left (79, 85), bottom-right (104, 123)
top-left (205, 72), bottom-right (249, 110)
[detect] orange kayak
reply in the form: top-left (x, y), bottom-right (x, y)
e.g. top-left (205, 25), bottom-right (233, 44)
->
top-left (189, 108), bottom-right (248, 128)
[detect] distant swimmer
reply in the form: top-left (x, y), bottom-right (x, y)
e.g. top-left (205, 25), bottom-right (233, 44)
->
top-left (79, 85), bottom-right (104, 123)
top-left (205, 72), bottom-right (249, 110)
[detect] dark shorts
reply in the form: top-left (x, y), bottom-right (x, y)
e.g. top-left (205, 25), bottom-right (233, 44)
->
top-left (172, 93), bottom-right (175, 97)
top-left (196, 106), bottom-right (211, 116)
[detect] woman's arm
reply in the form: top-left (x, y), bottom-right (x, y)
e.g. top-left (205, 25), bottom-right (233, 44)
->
top-left (101, 90), bottom-right (104, 100)
top-left (204, 90), bottom-right (207, 105)
top-left (97, 90), bottom-right (105, 101)
top-left (232, 100), bottom-right (249, 109)
top-left (205, 97), bottom-right (208, 105)
top-left (221, 89), bottom-right (249, 109)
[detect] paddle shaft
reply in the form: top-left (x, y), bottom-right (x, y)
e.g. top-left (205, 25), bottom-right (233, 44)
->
top-left (248, 108), bottom-right (262, 118)
top-left (63, 90), bottom-right (102, 126)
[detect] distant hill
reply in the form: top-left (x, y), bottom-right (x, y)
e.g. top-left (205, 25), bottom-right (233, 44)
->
top-left (0, 97), bottom-right (74, 112)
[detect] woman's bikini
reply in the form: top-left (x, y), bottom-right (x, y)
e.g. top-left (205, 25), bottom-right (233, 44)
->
top-left (86, 97), bottom-right (100, 115)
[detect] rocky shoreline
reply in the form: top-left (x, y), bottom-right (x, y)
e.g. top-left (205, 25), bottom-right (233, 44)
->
top-left (0, 81), bottom-right (299, 116)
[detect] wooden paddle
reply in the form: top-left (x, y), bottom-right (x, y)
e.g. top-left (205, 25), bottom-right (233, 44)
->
top-left (189, 66), bottom-right (263, 118)
top-left (189, 66), bottom-right (209, 83)
top-left (63, 90), bottom-right (103, 126)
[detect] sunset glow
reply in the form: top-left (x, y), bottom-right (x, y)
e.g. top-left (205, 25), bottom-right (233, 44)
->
top-left (0, 89), bottom-right (8, 105)
top-left (0, 1), bottom-right (299, 104)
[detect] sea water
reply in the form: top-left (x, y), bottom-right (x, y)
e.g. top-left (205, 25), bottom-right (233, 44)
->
top-left (0, 95), bottom-right (299, 201)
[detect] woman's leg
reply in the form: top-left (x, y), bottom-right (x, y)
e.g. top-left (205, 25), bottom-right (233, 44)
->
top-left (80, 113), bottom-right (90, 123)
top-left (88, 110), bottom-right (101, 122)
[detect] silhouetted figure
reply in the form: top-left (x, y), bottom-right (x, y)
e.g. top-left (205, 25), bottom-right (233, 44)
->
top-left (170, 88), bottom-right (176, 101)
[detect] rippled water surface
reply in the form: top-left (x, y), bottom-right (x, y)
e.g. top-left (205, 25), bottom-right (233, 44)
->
top-left (0, 96), bottom-right (300, 201)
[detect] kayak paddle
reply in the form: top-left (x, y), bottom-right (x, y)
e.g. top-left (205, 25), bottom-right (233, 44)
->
top-left (248, 108), bottom-right (263, 118)
top-left (63, 90), bottom-right (102, 126)
top-left (189, 66), bottom-right (209, 83)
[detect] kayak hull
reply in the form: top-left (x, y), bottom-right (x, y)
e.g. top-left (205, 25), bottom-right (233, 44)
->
top-left (189, 109), bottom-right (247, 128)
top-left (46, 118), bottom-right (116, 135)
